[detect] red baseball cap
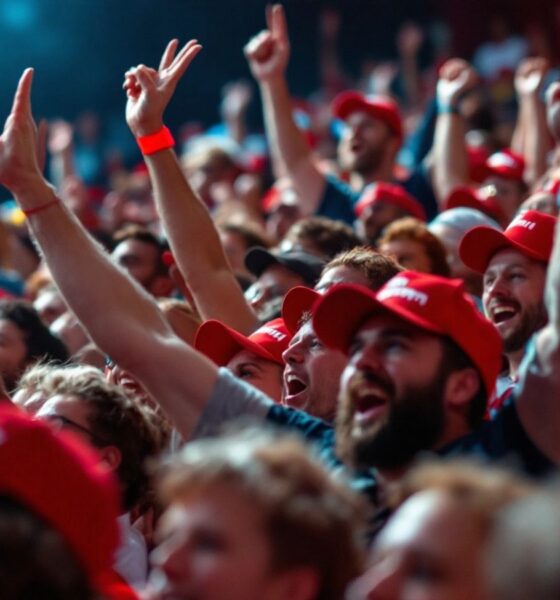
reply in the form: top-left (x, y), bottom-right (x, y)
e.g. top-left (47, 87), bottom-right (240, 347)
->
top-left (483, 149), bottom-right (525, 182)
top-left (195, 317), bottom-right (291, 366)
top-left (0, 406), bottom-right (120, 586)
top-left (446, 185), bottom-right (506, 222)
top-left (332, 91), bottom-right (403, 141)
top-left (355, 182), bottom-right (426, 221)
top-left (459, 209), bottom-right (557, 274)
top-left (282, 286), bottom-right (321, 334)
top-left (313, 272), bottom-right (502, 397)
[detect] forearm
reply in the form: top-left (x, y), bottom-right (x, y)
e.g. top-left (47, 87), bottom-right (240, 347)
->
top-left (522, 95), bottom-right (551, 186)
top-left (145, 149), bottom-right (258, 333)
top-left (400, 54), bottom-right (422, 111)
top-left (259, 77), bottom-right (325, 214)
top-left (433, 112), bottom-right (469, 205)
top-left (17, 177), bottom-right (171, 362)
top-left (17, 176), bottom-right (219, 437)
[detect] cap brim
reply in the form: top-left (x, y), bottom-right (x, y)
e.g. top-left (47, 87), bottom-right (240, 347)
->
top-left (459, 226), bottom-right (541, 274)
top-left (313, 284), bottom-right (445, 353)
top-left (195, 320), bottom-right (276, 366)
top-left (282, 286), bottom-right (320, 334)
top-left (244, 247), bottom-right (279, 278)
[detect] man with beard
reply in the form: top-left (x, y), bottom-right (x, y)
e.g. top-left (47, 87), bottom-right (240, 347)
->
top-left (459, 210), bottom-right (556, 412)
top-left (3, 58), bottom-right (560, 517)
top-left (312, 269), bottom-right (559, 479)
top-left (243, 5), bottom-right (438, 225)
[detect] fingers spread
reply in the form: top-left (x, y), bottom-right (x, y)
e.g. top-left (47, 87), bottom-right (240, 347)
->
top-left (167, 43), bottom-right (202, 84)
top-left (159, 39), bottom-right (179, 71)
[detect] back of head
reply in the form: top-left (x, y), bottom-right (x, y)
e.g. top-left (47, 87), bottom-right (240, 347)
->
top-left (0, 495), bottom-right (95, 599)
top-left (281, 217), bottom-right (361, 260)
top-left (378, 218), bottom-right (450, 277)
top-left (0, 406), bottom-right (120, 593)
top-left (322, 246), bottom-right (403, 291)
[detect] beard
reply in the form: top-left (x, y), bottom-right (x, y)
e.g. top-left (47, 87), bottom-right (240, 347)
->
top-left (502, 302), bottom-right (547, 354)
top-left (336, 367), bottom-right (448, 472)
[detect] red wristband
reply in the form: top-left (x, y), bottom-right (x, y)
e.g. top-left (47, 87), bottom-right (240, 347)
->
top-left (22, 198), bottom-right (60, 217)
top-left (136, 126), bottom-right (175, 155)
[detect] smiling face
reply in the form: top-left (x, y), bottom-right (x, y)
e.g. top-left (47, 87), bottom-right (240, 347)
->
top-left (281, 318), bottom-right (347, 421)
top-left (336, 313), bottom-right (449, 471)
top-left (482, 249), bottom-right (547, 355)
top-left (226, 350), bottom-right (284, 402)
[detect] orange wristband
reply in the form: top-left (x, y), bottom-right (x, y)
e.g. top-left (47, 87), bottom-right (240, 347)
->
top-left (136, 126), bottom-right (175, 155)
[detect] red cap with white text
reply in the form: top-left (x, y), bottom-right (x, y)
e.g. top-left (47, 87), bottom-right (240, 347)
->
top-left (313, 272), bottom-right (502, 396)
top-left (459, 209), bottom-right (557, 274)
top-left (195, 318), bottom-right (291, 366)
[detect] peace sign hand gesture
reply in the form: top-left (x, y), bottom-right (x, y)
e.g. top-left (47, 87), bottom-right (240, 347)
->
top-left (124, 39), bottom-right (202, 137)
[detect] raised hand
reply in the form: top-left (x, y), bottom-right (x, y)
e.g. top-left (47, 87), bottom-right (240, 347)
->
top-left (48, 119), bottom-right (74, 155)
top-left (515, 57), bottom-right (549, 98)
top-left (397, 22), bottom-right (424, 58)
top-left (244, 4), bottom-right (290, 83)
top-left (123, 39), bottom-right (202, 137)
top-left (437, 58), bottom-right (478, 108)
top-left (0, 69), bottom-right (44, 194)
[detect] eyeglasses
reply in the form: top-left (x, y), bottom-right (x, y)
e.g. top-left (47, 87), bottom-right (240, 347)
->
top-left (44, 414), bottom-right (108, 447)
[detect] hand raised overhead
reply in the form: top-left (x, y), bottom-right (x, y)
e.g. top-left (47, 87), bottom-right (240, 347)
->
top-left (437, 58), bottom-right (478, 107)
top-left (244, 4), bottom-right (290, 83)
top-left (0, 69), bottom-right (45, 194)
top-left (124, 39), bottom-right (202, 137)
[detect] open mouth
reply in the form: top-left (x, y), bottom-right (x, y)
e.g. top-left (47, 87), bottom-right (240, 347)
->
top-left (353, 388), bottom-right (389, 425)
top-left (283, 373), bottom-right (308, 406)
top-left (490, 303), bottom-right (519, 325)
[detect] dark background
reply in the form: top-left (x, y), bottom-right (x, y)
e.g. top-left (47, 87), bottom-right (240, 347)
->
top-left (0, 0), bottom-right (556, 131)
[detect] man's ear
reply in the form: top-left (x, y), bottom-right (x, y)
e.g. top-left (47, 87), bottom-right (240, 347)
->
top-left (98, 445), bottom-right (122, 472)
top-left (444, 367), bottom-right (482, 411)
top-left (269, 567), bottom-right (320, 600)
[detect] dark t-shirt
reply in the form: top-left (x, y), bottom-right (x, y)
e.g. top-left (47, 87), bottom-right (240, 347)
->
top-left (317, 167), bottom-right (439, 226)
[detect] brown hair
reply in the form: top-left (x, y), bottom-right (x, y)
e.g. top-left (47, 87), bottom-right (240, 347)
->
top-left (390, 460), bottom-right (534, 533)
top-left (378, 218), bottom-right (451, 277)
top-left (324, 246), bottom-right (403, 290)
top-left (283, 217), bottom-right (361, 259)
top-left (159, 428), bottom-right (367, 600)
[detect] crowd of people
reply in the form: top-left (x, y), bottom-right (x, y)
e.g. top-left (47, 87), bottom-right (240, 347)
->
top-left (0, 4), bottom-right (560, 599)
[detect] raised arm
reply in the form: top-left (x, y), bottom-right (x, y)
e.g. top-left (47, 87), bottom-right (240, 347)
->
top-left (517, 217), bottom-right (560, 463)
top-left (512, 58), bottom-right (551, 187)
top-left (0, 69), bottom-right (218, 439)
top-left (432, 59), bottom-right (477, 206)
top-left (124, 40), bottom-right (258, 334)
top-left (244, 4), bottom-right (326, 214)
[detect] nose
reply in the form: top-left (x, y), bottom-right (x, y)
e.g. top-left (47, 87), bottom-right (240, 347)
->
top-left (485, 273), bottom-right (509, 299)
top-left (282, 337), bottom-right (305, 365)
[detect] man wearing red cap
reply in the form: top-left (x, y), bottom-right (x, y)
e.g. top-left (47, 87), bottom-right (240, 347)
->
top-left (433, 58), bottom-right (528, 226)
top-left (354, 182), bottom-right (427, 246)
top-left (460, 210), bottom-right (556, 410)
top-left (243, 5), bottom-right (438, 227)
top-left (3, 57), bottom-right (560, 506)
